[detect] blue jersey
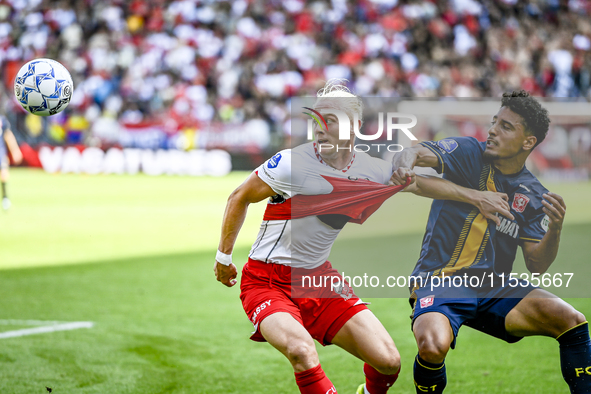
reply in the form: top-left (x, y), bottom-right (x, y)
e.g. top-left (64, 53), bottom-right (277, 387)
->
top-left (411, 136), bottom-right (549, 278)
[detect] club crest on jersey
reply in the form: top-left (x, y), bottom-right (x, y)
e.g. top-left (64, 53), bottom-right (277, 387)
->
top-left (333, 280), bottom-right (354, 301)
top-left (420, 296), bottom-right (434, 308)
top-left (437, 139), bottom-right (458, 153)
top-left (512, 193), bottom-right (530, 213)
top-left (267, 153), bottom-right (282, 168)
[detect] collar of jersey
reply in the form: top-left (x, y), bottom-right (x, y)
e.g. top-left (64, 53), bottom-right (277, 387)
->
top-left (491, 163), bottom-right (527, 178)
top-left (313, 141), bottom-right (356, 173)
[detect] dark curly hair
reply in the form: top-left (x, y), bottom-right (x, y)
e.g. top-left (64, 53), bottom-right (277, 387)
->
top-left (500, 90), bottom-right (550, 148)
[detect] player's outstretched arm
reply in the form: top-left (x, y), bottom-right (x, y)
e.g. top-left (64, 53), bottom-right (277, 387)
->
top-left (215, 172), bottom-right (276, 287)
top-left (411, 175), bottom-right (515, 226)
top-left (522, 192), bottom-right (566, 274)
top-left (4, 130), bottom-right (22, 165)
top-left (390, 144), bottom-right (439, 185)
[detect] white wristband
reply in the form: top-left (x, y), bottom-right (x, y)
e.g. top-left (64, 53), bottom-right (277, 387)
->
top-left (216, 250), bottom-right (233, 266)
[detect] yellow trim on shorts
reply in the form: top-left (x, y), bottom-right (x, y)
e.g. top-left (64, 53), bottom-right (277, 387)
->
top-left (519, 237), bottom-right (542, 243)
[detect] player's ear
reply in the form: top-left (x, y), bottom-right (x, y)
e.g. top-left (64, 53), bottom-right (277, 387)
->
top-left (523, 133), bottom-right (537, 151)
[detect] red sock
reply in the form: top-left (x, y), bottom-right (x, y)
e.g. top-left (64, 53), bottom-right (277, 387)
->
top-left (294, 364), bottom-right (337, 394)
top-left (363, 363), bottom-right (399, 394)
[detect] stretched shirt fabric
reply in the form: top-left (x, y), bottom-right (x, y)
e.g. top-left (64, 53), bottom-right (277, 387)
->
top-left (250, 142), bottom-right (405, 269)
top-left (412, 136), bottom-right (549, 279)
top-left (264, 174), bottom-right (408, 224)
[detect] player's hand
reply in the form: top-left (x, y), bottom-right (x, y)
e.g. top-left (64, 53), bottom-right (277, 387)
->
top-left (390, 167), bottom-right (415, 186)
top-left (542, 192), bottom-right (566, 232)
top-left (214, 261), bottom-right (238, 287)
top-left (474, 191), bottom-right (515, 226)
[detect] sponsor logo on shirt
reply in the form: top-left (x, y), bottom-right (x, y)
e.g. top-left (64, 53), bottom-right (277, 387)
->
top-left (496, 217), bottom-right (520, 239)
top-left (267, 153), bottom-right (282, 169)
top-left (437, 139), bottom-right (458, 153)
top-left (262, 165), bottom-right (275, 180)
top-left (541, 215), bottom-right (550, 232)
top-left (512, 193), bottom-right (530, 213)
top-left (420, 296), bottom-right (434, 308)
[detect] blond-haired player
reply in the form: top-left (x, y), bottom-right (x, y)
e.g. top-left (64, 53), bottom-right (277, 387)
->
top-left (214, 80), bottom-right (512, 393)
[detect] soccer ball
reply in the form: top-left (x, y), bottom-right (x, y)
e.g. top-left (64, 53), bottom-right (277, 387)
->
top-left (14, 58), bottom-right (74, 116)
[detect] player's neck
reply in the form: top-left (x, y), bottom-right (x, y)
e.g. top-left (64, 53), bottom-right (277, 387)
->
top-left (492, 156), bottom-right (526, 175)
top-left (320, 150), bottom-right (353, 170)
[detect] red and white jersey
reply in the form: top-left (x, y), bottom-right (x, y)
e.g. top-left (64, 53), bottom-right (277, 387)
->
top-left (249, 142), bottom-right (392, 269)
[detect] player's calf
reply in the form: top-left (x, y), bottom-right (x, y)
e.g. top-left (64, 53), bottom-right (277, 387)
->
top-left (413, 317), bottom-right (452, 364)
top-left (413, 336), bottom-right (449, 394)
top-left (294, 364), bottom-right (336, 394)
top-left (414, 355), bottom-right (446, 394)
top-left (412, 313), bottom-right (452, 393)
top-left (261, 318), bottom-right (335, 393)
top-left (557, 320), bottom-right (591, 394)
top-left (360, 362), bottom-right (400, 394)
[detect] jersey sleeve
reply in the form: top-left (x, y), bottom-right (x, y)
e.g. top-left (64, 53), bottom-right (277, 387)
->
top-left (419, 137), bottom-right (483, 185)
top-left (255, 149), bottom-right (292, 198)
top-left (518, 196), bottom-right (549, 244)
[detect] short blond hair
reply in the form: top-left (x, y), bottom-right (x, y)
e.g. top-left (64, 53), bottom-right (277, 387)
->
top-left (315, 78), bottom-right (364, 125)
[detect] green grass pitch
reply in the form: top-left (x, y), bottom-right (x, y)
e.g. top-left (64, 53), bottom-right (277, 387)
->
top-left (0, 168), bottom-right (590, 393)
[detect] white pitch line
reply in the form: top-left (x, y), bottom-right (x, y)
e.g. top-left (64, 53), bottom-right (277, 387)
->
top-left (0, 322), bottom-right (94, 339)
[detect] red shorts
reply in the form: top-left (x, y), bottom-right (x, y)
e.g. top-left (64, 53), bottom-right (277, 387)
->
top-left (239, 258), bottom-right (368, 346)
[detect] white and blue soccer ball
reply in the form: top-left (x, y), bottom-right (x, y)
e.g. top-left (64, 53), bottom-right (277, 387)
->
top-left (14, 58), bottom-right (73, 116)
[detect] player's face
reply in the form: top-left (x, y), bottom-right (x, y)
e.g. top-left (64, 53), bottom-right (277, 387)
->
top-left (313, 105), bottom-right (352, 155)
top-left (484, 106), bottom-right (535, 161)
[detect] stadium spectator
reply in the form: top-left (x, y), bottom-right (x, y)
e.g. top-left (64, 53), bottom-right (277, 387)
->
top-left (1, 0), bottom-right (590, 153)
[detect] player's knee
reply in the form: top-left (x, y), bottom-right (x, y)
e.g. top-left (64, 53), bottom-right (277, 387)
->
top-left (285, 341), bottom-right (318, 371)
top-left (371, 342), bottom-right (401, 375)
top-left (569, 310), bottom-right (587, 328)
top-left (377, 353), bottom-right (401, 376)
top-left (559, 308), bottom-right (586, 331)
top-left (417, 338), bottom-right (449, 364)
top-left (551, 308), bottom-right (586, 337)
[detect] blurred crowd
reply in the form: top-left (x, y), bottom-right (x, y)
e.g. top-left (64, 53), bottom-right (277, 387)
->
top-left (1, 0), bottom-right (591, 151)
